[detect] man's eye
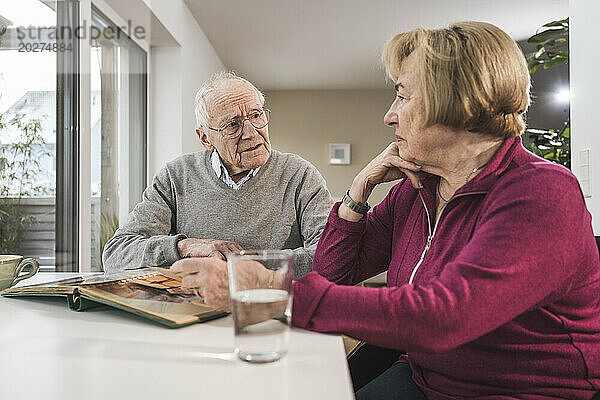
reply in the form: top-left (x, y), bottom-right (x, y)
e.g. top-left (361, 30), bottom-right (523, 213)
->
top-left (249, 112), bottom-right (261, 119)
top-left (227, 121), bottom-right (239, 129)
top-left (396, 94), bottom-right (405, 101)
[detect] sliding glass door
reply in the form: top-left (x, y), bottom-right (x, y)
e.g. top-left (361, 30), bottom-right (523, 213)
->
top-left (89, 6), bottom-right (147, 271)
top-left (0, 0), bottom-right (147, 272)
top-left (0, 0), bottom-right (78, 271)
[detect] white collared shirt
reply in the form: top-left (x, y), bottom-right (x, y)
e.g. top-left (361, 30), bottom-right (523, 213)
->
top-left (210, 150), bottom-right (261, 190)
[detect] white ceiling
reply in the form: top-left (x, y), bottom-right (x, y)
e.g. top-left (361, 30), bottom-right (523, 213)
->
top-left (183, 0), bottom-right (568, 90)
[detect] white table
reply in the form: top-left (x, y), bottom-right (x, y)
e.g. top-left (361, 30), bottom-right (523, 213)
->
top-left (0, 273), bottom-right (354, 400)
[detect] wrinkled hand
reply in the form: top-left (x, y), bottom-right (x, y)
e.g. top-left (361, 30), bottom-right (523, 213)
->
top-left (170, 258), bottom-right (272, 312)
top-left (171, 258), bottom-right (230, 310)
top-left (339, 142), bottom-right (424, 221)
top-left (351, 142), bottom-right (422, 202)
top-left (177, 238), bottom-right (243, 260)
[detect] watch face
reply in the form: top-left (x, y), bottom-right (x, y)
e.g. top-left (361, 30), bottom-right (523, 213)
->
top-left (344, 192), bottom-right (368, 214)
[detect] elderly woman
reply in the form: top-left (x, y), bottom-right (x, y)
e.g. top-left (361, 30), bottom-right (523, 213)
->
top-left (173, 21), bottom-right (600, 399)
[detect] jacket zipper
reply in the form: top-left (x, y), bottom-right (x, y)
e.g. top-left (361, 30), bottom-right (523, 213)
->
top-left (407, 190), bottom-right (488, 285)
top-left (408, 192), bottom-right (444, 284)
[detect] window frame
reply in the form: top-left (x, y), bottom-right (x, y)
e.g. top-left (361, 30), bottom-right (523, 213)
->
top-left (0, 0), bottom-right (149, 272)
top-left (78, 0), bottom-right (149, 272)
top-left (55, 0), bottom-right (80, 272)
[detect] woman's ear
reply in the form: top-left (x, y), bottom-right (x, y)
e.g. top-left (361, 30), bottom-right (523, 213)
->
top-left (197, 128), bottom-right (215, 151)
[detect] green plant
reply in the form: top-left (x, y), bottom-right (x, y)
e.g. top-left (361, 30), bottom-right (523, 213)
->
top-left (0, 113), bottom-right (51, 254)
top-left (525, 123), bottom-right (570, 169)
top-left (91, 211), bottom-right (119, 271)
top-left (99, 211), bottom-right (119, 259)
top-left (525, 18), bottom-right (569, 73)
top-left (524, 18), bottom-right (570, 169)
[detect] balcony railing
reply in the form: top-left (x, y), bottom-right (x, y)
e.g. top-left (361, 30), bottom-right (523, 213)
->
top-left (6, 196), bottom-right (105, 272)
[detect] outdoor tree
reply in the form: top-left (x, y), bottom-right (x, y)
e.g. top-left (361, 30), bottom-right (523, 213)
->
top-left (0, 110), bottom-right (51, 254)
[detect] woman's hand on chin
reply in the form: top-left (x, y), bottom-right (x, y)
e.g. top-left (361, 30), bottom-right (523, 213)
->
top-left (351, 142), bottom-right (423, 203)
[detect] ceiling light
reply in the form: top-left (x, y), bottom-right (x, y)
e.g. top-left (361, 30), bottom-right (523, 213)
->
top-left (555, 89), bottom-right (570, 103)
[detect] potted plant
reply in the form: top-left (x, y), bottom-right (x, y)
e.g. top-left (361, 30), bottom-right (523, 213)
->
top-left (0, 109), bottom-right (51, 254)
top-left (524, 18), bottom-right (570, 169)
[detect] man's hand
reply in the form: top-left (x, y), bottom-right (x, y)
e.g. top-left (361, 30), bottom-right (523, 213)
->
top-left (177, 238), bottom-right (244, 260)
top-left (170, 257), bottom-right (272, 312)
top-left (171, 258), bottom-right (231, 311)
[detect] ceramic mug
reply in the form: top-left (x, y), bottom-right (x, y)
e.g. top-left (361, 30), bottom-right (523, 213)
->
top-left (0, 255), bottom-right (39, 291)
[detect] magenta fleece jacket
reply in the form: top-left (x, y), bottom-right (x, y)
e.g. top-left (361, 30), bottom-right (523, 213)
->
top-left (292, 137), bottom-right (600, 398)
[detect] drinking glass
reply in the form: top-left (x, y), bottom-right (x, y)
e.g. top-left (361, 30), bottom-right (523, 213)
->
top-left (227, 250), bottom-right (294, 363)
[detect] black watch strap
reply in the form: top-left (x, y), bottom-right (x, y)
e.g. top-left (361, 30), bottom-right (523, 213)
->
top-left (342, 190), bottom-right (371, 215)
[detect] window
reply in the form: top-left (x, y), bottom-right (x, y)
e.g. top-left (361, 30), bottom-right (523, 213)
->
top-left (0, 0), bottom-right (147, 272)
top-left (0, 0), bottom-right (64, 271)
top-left (89, 6), bottom-right (147, 271)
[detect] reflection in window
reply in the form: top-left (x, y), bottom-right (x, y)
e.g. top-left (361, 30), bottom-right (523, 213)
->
top-left (90, 7), bottom-right (147, 271)
top-left (0, 0), bottom-right (57, 269)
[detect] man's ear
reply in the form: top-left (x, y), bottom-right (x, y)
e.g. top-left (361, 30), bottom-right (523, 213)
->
top-left (197, 128), bottom-right (215, 151)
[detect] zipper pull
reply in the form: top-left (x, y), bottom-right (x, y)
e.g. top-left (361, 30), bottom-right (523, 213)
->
top-left (424, 235), bottom-right (433, 251)
top-left (421, 235), bottom-right (433, 259)
top-left (408, 234), bottom-right (434, 284)
top-left (417, 235), bottom-right (433, 263)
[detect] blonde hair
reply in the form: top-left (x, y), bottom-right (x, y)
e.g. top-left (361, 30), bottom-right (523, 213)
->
top-left (382, 21), bottom-right (530, 138)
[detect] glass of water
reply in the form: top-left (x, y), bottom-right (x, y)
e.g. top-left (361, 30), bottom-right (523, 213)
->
top-left (227, 250), bottom-right (294, 363)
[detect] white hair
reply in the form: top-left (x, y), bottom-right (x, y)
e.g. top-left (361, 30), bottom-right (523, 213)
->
top-left (194, 71), bottom-right (265, 130)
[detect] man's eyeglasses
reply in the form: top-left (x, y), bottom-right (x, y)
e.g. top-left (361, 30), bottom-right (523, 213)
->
top-left (208, 109), bottom-right (271, 139)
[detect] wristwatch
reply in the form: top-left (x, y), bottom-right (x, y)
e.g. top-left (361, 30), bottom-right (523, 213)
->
top-left (342, 190), bottom-right (371, 215)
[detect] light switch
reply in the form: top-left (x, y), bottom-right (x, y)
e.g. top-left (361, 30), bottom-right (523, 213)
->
top-left (581, 180), bottom-right (591, 198)
top-left (579, 165), bottom-right (590, 181)
top-left (579, 149), bottom-right (592, 198)
top-left (580, 149), bottom-right (590, 165)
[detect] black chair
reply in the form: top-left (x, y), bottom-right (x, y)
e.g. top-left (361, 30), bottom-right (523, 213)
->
top-left (347, 342), bottom-right (403, 392)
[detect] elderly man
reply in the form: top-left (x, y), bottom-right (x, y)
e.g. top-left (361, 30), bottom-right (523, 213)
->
top-left (102, 72), bottom-right (333, 278)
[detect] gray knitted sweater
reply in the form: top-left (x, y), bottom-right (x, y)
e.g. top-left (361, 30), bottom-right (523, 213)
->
top-left (102, 150), bottom-right (334, 278)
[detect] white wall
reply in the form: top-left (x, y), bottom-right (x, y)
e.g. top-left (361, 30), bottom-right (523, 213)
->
top-left (266, 90), bottom-right (397, 206)
top-left (142, 0), bottom-right (226, 180)
top-left (570, 0), bottom-right (600, 233)
top-left (150, 46), bottom-right (183, 176)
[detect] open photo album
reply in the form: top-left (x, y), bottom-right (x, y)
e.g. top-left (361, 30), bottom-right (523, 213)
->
top-left (0, 268), bottom-right (227, 328)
